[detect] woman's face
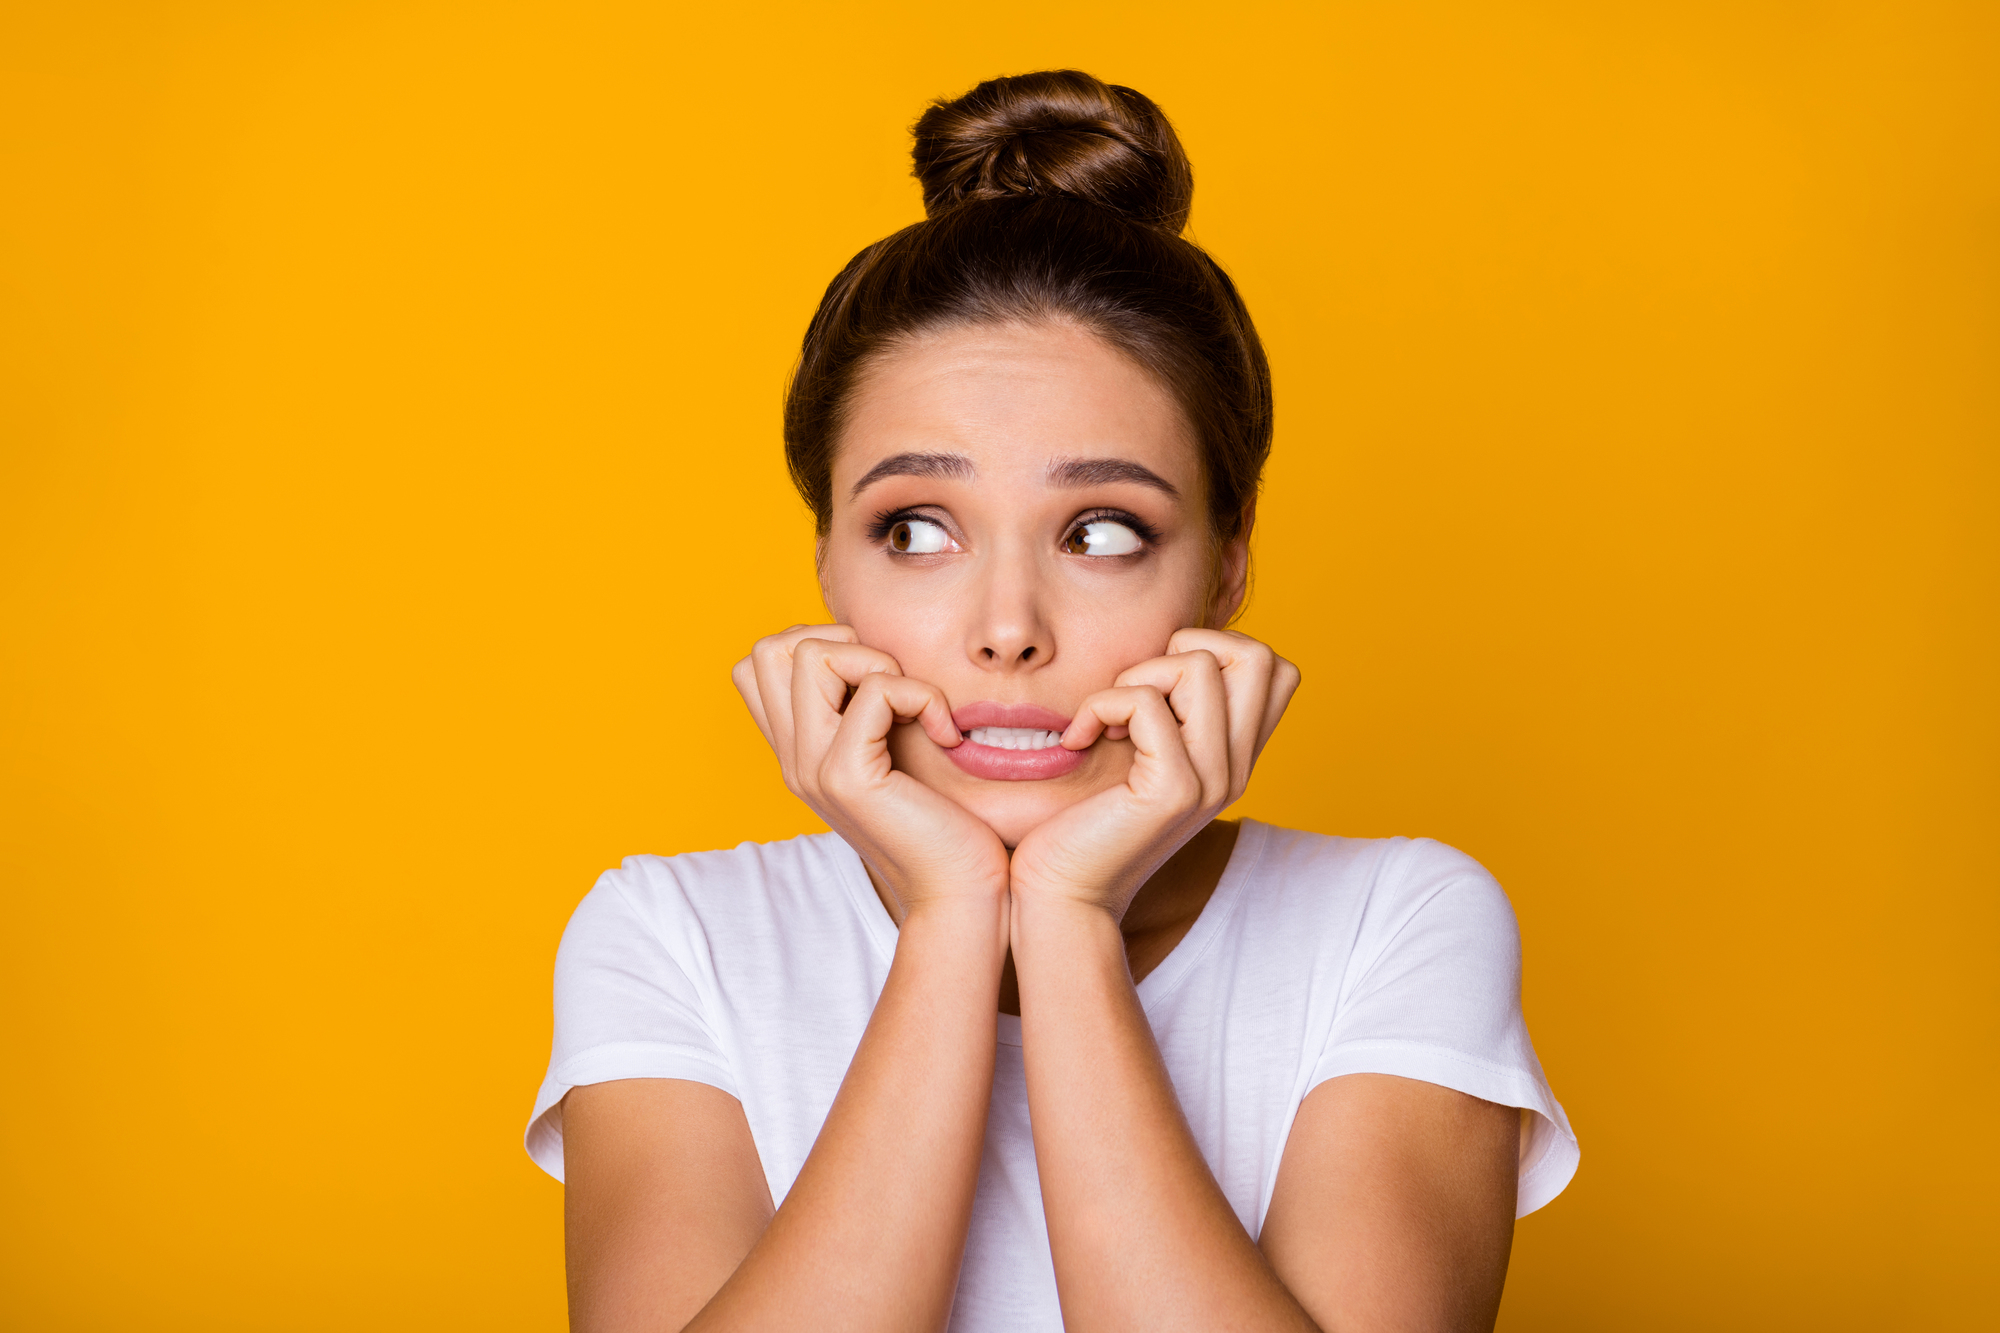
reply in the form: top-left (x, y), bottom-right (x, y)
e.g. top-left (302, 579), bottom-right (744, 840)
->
top-left (822, 320), bottom-right (1247, 847)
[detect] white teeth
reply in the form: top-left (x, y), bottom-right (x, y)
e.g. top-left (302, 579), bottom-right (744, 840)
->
top-left (968, 726), bottom-right (1062, 751)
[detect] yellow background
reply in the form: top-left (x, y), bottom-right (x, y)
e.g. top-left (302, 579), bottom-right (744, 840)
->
top-left (4, 2), bottom-right (1994, 1328)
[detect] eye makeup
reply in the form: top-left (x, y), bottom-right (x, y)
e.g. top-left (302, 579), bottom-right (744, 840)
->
top-left (863, 505), bottom-right (1165, 556)
top-left (1064, 508), bottom-right (1160, 548)
top-left (866, 505), bottom-right (958, 547)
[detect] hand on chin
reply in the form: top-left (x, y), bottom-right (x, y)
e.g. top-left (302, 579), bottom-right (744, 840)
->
top-left (1005, 630), bottom-right (1302, 919)
top-left (890, 720), bottom-right (1139, 854)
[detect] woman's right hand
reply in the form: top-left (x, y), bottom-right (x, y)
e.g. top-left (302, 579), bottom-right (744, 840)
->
top-left (732, 624), bottom-right (1010, 918)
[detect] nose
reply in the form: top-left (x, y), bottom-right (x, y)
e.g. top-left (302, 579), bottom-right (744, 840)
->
top-left (966, 548), bottom-right (1054, 672)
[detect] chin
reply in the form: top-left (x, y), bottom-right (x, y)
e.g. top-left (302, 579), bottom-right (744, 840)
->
top-left (890, 728), bottom-right (1132, 848)
top-left (955, 785), bottom-right (1077, 849)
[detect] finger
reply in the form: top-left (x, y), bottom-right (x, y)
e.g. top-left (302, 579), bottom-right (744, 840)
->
top-left (1169, 628), bottom-right (1279, 797)
top-left (750, 624), bottom-right (857, 779)
top-left (820, 672), bottom-right (961, 797)
top-left (789, 639), bottom-right (900, 776)
top-left (791, 641), bottom-right (963, 772)
top-left (827, 657), bottom-right (959, 749)
top-left (1111, 651), bottom-right (1230, 804)
top-left (731, 654), bottom-right (776, 748)
top-left (1064, 685), bottom-right (1202, 806)
top-left (1255, 655), bottom-right (1302, 764)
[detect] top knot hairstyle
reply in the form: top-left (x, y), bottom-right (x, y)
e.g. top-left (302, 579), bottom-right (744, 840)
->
top-left (911, 71), bottom-right (1194, 232)
top-left (784, 70), bottom-right (1272, 546)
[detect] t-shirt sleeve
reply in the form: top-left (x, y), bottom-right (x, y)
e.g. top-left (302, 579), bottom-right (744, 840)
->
top-left (1309, 839), bottom-right (1579, 1216)
top-left (523, 863), bottom-right (738, 1183)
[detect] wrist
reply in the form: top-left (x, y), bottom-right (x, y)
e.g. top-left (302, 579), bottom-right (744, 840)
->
top-left (898, 893), bottom-right (1012, 958)
top-left (862, 850), bottom-right (1009, 925)
top-left (1008, 868), bottom-right (1139, 926)
top-left (1007, 888), bottom-right (1125, 956)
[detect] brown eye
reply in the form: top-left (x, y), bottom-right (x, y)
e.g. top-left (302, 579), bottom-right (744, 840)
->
top-left (1063, 520), bottom-right (1144, 556)
top-left (885, 518), bottom-right (951, 554)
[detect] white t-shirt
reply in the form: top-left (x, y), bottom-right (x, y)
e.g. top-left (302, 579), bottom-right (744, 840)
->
top-left (526, 820), bottom-right (1579, 1330)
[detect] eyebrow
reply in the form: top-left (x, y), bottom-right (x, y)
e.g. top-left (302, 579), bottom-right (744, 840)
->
top-left (847, 451), bottom-right (976, 499)
top-left (1045, 456), bottom-right (1181, 499)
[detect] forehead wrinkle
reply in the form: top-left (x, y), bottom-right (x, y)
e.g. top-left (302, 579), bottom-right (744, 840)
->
top-left (1044, 455), bottom-right (1182, 500)
top-left (847, 451), bottom-right (977, 500)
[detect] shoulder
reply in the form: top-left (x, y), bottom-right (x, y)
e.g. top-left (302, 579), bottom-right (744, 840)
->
top-left (1362, 835), bottom-right (1517, 940)
top-left (1233, 823), bottom-right (1518, 966)
top-left (559, 830), bottom-right (865, 955)
top-left (1239, 823), bottom-right (1509, 914)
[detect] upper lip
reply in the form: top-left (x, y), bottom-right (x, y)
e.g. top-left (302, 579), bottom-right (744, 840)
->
top-left (951, 701), bottom-right (1072, 734)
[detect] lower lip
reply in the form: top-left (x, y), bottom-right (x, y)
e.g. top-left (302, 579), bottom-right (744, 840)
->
top-left (945, 739), bottom-right (1085, 781)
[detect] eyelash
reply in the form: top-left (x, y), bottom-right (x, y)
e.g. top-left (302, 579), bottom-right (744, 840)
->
top-left (1070, 508), bottom-right (1161, 549)
top-left (865, 507), bottom-right (1161, 552)
top-left (865, 506), bottom-right (948, 545)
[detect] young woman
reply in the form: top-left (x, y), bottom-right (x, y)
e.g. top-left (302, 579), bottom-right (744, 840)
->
top-left (527, 70), bottom-right (1578, 1333)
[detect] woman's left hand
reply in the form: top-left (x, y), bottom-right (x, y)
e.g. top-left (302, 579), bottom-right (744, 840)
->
top-left (1008, 628), bottom-right (1301, 919)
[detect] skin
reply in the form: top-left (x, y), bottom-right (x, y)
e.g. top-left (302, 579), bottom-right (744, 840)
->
top-left (562, 321), bottom-right (1521, 1332)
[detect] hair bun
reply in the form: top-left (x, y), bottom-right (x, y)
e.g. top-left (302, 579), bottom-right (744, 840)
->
top-left (912, 70), bottom-right (1194, 233)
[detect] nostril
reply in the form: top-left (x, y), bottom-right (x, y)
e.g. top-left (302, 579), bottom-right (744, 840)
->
top-left (981, 647), bottom-right (995, 660)
top-left (1020, 647), bottom-right (1036, 662)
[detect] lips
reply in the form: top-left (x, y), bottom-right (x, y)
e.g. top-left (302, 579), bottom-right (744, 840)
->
top-left (944, 702), bottom-right (1083, 781)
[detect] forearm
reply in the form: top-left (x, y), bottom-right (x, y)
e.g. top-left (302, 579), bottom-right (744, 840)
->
top-left (1012, 895), bottom-right (1316, 1333)
top-left (689, 896), bottom-right (1007, 1333)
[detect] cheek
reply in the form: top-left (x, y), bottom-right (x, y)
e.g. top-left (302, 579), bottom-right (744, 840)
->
top-left (844, 606), bottom-right (946, 672)
top-left (1068, 548), bottom-right (1216, 668)
top-left (825, 555), bottom-right (925, 657)
top-left (1058, 593), bottom-right (1188, 681)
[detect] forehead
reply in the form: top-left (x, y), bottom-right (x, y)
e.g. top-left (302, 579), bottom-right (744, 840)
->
top-left (831, 321), bottom-right (1196, 498)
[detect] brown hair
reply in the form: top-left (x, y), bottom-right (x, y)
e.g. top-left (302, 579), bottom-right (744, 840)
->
top-left (784, 69), bottom-right (1272, 545)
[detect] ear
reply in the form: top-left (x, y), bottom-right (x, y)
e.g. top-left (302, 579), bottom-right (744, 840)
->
top-left (1207, 501), bottom-right (1256, 628)
top-left (815, 534), bottom-right (837, 618)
